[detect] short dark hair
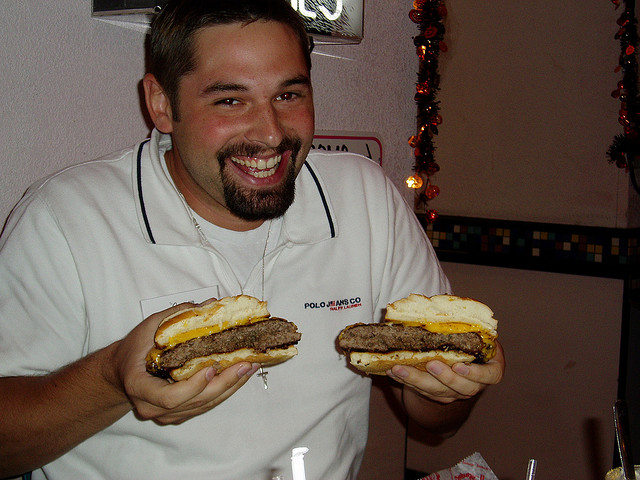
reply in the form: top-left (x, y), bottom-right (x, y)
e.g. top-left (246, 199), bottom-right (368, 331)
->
top-left (148, 0), bottom-right (312, 118)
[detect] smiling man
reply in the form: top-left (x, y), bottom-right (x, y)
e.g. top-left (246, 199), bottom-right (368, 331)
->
top-left (0, 1), bottom-right (504, 479)
top-left (145, 18), bottom-right (315, 229)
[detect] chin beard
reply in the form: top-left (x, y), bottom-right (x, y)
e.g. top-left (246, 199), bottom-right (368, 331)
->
top-left (217, 137), bottom-right (302, 221)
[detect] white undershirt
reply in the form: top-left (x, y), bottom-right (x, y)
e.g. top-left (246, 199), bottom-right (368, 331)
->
top-left (191, 210), bottom-right (282, 285)
top-left (162, 156), bottom-right (282, 285)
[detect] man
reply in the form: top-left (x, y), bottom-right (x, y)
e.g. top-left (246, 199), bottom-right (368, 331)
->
top-left (0, 0), bottom-right (504, 478)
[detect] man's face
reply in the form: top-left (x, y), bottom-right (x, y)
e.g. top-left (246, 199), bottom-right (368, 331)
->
top-left (163, 21), bottom-right (315, 229)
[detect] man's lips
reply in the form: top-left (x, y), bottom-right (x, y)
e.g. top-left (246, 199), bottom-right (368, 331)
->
top-left (230, 153), bottom-right (284, 179)
top-left (231, 154), bottom-right (281, 177)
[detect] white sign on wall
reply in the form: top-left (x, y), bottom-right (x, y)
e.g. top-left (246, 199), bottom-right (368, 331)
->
top-left (312, 130), bottom-right (382, 165)
top-left (291, 0), bottom-right (363, 44)
top-left (92, 0), bottom-right (364, 44)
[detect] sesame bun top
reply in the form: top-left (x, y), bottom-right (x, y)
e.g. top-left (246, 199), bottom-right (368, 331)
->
top-left (385, 294), bottom-right (498, 335)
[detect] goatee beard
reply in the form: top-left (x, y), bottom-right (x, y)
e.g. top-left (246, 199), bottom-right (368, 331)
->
top-left (217, 137), bottom-right (302, 221)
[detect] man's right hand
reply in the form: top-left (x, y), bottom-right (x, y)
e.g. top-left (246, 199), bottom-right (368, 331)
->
top-left (109, 302), bottom-right (260, 425)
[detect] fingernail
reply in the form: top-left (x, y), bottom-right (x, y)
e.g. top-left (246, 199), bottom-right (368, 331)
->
top-left (236, 364), bottom-right (252, 378)
top-left (453, 364), bottom-right (470, 376)
top-left (427, 362), bottom-right (445, 375)
top-left (205, 367), bottom-right (216, 381)
top-left (390, 366), bottom-right (409, 378)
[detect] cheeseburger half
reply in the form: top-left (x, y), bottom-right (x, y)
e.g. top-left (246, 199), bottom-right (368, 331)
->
top-left (146, 295), bottom-right (301, 381)
top-left (338, 294), bottom-right (498, 375)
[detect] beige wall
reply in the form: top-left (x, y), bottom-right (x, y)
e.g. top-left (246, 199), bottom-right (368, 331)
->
top-left (360, 262), bottom-right (624, 480)
top-left (0, 1), bottom-right (635, 228)
top-left (431, 1), bottom-right (637, 228)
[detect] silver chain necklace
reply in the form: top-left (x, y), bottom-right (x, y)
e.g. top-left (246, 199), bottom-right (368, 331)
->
top-left (181, 195), bottom-right (272, 300)
top-left (182, 197), bottom-right (273, 389)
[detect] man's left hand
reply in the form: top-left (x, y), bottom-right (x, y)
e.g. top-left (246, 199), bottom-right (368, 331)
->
top-left (388, 341), bottom-right (505, 404)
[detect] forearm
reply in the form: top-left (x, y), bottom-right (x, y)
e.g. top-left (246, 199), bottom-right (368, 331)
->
top-left (402, 385), bottom-right (480, 437)
top-left (0, 342), bottom-right (131, 477)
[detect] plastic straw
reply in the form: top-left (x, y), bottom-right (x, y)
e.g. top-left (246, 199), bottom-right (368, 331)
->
top-left (291, 447), bottom-right (309, 480)
top-left (526, 459), bottom-right (537, 480)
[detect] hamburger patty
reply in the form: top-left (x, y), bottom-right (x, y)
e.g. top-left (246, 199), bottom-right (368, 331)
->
top-left (156, 318), bottom-right (301, 369)
top-left (338, 323), bottom-right (485, 357)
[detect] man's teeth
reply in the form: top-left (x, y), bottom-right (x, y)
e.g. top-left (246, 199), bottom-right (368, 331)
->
top-left (231, 155), bottom-right (281, 178)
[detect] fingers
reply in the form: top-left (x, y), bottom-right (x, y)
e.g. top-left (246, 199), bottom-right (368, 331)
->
top-left (113, 297), bottom-right (258, 426)
top-left (388, 362), bottom-right (480, 402)
top-left (387, 342), bottom-right (506, 403)
top-left (484, 340), bottom-right (506, 384)
top-left (131, 362), bottom-right (259, 424)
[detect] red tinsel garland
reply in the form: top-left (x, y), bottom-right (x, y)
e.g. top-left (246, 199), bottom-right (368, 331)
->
top-left (607, 0), bottom-right (640, 194)
top-left (407, 0), bottom-right (448, 223)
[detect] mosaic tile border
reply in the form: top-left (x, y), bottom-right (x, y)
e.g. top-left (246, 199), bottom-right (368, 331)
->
top-left (419, 215), bottom-right (640, 279)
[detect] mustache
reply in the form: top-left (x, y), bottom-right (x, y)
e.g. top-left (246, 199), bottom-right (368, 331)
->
top-left (217, 136), bottom-right (302, 160)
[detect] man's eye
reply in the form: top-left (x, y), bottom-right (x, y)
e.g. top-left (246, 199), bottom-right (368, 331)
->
top-left (277, 92), bottom-right (298, 101)
top-left (215, 98), bottom-right (239, 106)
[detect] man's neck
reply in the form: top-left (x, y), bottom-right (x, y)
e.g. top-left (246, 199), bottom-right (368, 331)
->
top-left (165, 150), bottom-right (264, 232)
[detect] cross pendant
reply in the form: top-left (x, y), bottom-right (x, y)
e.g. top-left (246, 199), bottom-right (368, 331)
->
top-left (257, 366), bottom-right (269, 389)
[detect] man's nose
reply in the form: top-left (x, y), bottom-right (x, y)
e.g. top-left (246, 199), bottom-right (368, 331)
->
top-left (245, 102), bottom-right (285, 148)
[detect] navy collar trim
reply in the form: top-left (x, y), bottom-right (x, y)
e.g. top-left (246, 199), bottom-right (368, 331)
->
top-left (136, 139), bottom-right (155, 244)
top-left (303, 161), bottom-right (336, 238)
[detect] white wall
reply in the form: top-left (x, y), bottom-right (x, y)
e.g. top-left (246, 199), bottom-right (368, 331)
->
top-left (0, 2), bottom-right (151, 224)
top-left (1, 1), bottom-right (635, 228)
top-left (360, 263), bottom-right (624, 480)
top-left (311, 1), bottom-right (418, 202)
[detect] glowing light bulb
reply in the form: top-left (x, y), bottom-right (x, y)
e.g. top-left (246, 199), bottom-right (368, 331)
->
top-left (426, 209), bottom-right (439, 223)
top-left (406, 174), bottom-right (424, 189)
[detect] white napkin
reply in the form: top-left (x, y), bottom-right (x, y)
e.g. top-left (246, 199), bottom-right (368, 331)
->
top-left (419, 452), bottom-right (499, 480)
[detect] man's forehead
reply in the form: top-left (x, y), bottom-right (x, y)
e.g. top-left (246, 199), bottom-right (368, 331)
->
top-left (193, 20), bottom-right (299, 48)
top-left (190, 21), bottom-right (310, 73)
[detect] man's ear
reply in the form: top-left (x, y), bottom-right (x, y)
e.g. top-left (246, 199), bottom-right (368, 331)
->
top-left (143, 73), bottom-right (174, 133)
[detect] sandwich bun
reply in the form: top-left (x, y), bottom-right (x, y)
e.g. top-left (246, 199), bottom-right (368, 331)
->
top-left (385, 293), bottom-right (497, 334)
top-left (146, 295), bottom-right (301, 381)
top-left (347, 350), bottom-right (477, 375)
top-left (338, 294), bottom-right (498, 375)
top-left (166, 346), bottom-right (299, 381)
top-left (153, 295), bottom-right (270, 349)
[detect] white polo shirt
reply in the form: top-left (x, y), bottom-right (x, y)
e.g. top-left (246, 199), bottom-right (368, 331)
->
top-left (0, 129), bottom-right (450, 480)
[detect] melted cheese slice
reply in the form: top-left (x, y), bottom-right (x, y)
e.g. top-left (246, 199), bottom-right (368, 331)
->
top-left (161, 316), bottom-right (267, 348)
top-left (147, 348), bottom-right (163, 369)
top-left (392, 320), bottom-right (480, 334)
top-left (386, 319), bottom-right (497, 360)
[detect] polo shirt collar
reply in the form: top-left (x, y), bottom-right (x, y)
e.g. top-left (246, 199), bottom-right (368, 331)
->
top-left (134, 130), bottom-right (336, 247)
